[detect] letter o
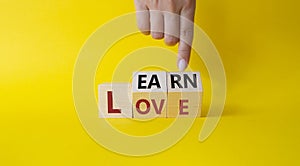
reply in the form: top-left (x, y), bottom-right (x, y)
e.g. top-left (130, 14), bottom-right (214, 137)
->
top-left (136, 99), bottom-right (150, 114)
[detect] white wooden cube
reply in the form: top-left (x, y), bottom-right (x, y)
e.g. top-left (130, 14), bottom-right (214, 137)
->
top-left (98, 83), bottom-right (132, 118)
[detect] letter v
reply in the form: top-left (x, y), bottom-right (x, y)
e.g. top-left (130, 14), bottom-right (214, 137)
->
top-left (151, 99), bottom-right (165, 114)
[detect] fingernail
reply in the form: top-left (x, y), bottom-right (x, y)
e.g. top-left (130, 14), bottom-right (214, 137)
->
top-left (178, 59), bottom-right (187, 71)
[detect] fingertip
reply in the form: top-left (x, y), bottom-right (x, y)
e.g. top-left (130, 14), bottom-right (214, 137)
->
top-left (141, 30), bottom-right (150, 35)
top-left (136, 19), bottom-right (150, 35)
top-left (177, 41), bottom-right (191, 71)
top-left (164, 36), bottom-right (179, 46)
top-left (177, 58), bottom-right (187, 71)
top-left (151, 32), bottom-right (164, 39)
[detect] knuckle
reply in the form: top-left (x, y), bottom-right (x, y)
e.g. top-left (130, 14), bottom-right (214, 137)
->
top-left (165, 0), bottom-right (176, 12)
top-left (178, 48), bottom-right (191, 56)
top-left (180, 29), bottom-right (194, 39)
top-left (149, 0), bottom-right (159, 8)
top-left (183, 0), bottom-right (195, 8)
top-left (135, 0), bottom-right (145, 6)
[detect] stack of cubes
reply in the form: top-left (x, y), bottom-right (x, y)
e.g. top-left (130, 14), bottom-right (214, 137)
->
top-left (98, 71), bottom-right (202, 118)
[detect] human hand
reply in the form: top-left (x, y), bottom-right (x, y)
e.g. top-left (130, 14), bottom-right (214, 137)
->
top-left (134, 0), bottom-right (196, 71)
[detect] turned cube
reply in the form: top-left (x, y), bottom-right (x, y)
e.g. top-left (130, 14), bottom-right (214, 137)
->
top-left (166, 72), bottom-right (203, 118)
top-left (132, 71), bottom-right (167, 119)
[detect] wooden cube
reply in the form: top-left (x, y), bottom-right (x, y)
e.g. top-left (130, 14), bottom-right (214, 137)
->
top-left (98, 83), bottom-right (132, 118)
top-left (166, 72), bottom-right (203, 118)
top-left (132, 71), bottom-right (167, 119)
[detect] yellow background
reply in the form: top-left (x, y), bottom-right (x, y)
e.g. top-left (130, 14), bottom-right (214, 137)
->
top-left (1, 0), bottom-right (300, 165)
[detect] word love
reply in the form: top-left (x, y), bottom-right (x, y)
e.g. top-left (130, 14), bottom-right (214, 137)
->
top-left (98, 72), bottom-right (203, 119)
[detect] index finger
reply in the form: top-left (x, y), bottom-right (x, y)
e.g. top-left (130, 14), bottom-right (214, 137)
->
top-left (177, 5), bottom-right (195, 71)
